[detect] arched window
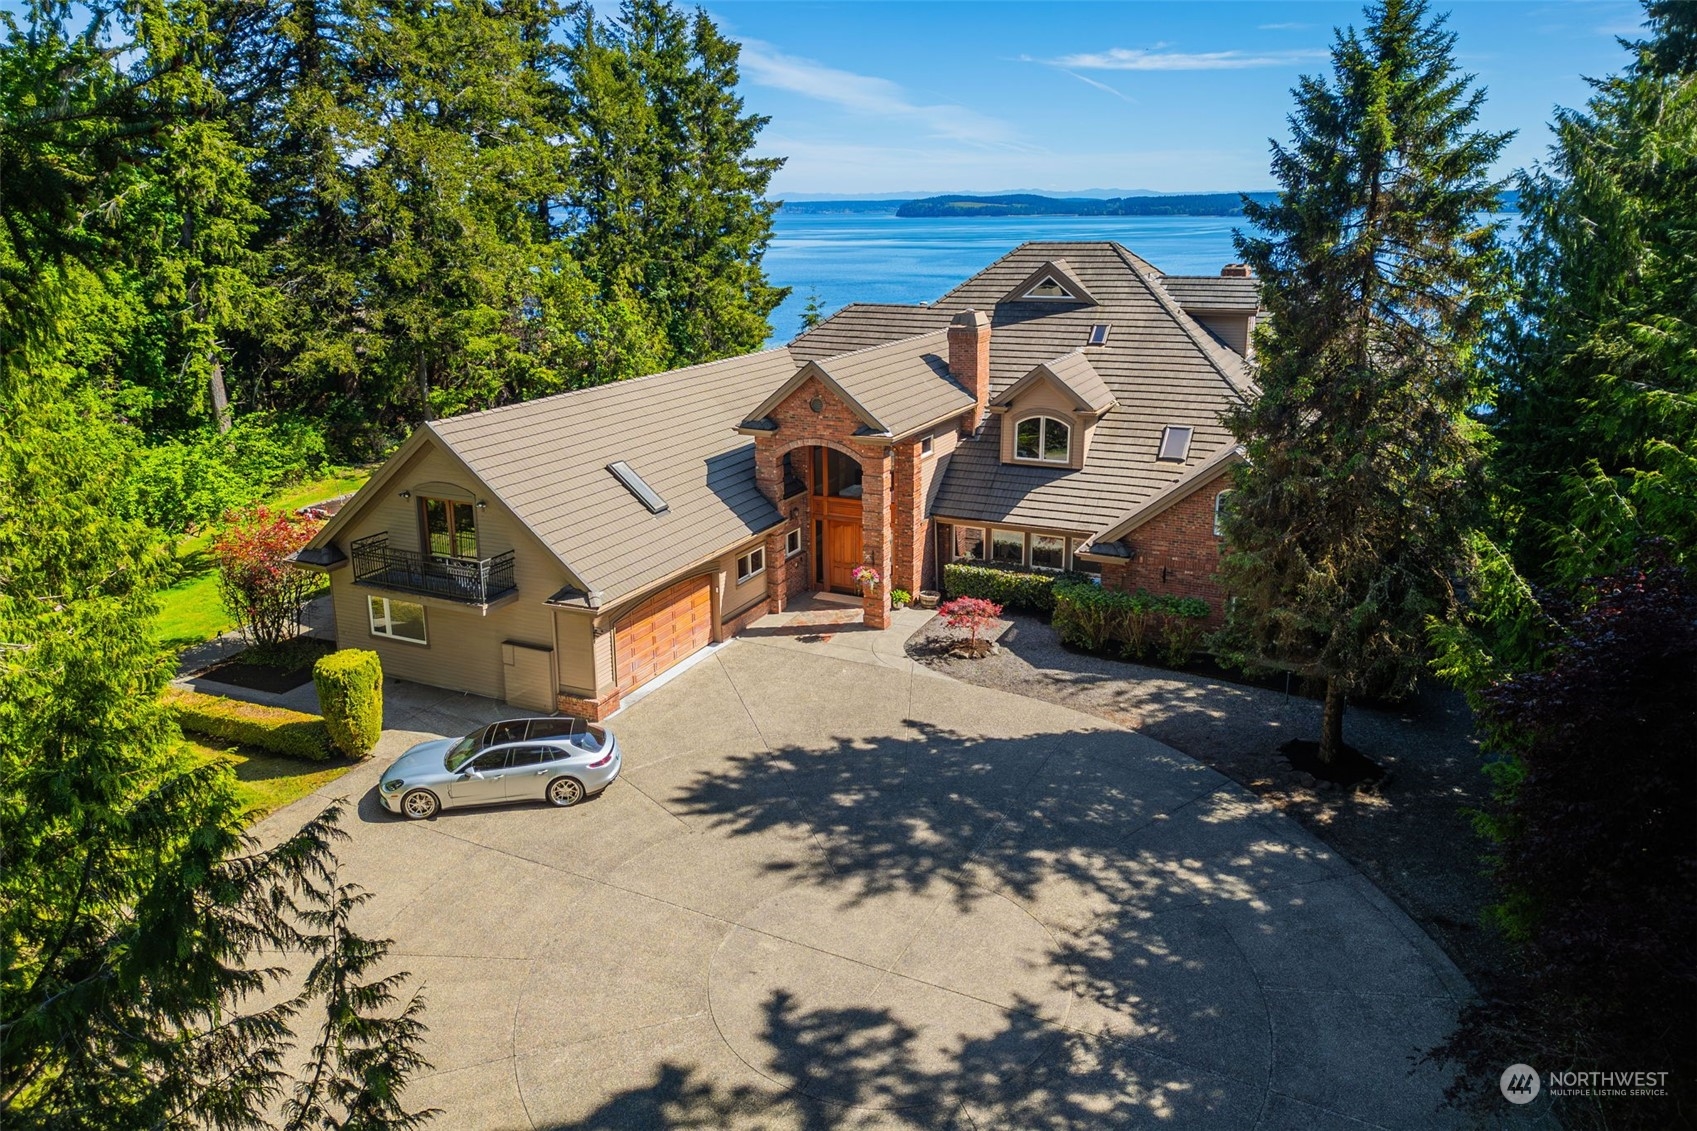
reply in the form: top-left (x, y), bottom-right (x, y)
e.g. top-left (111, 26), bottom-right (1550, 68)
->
top-left (1014, 416), bottom-right (1071, 462)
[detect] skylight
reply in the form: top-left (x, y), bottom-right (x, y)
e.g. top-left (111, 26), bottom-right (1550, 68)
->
top-left (1088, 324), bottom-right (1110, 346)
top-left (607, 461), bottom-right (668, 514)
top-left (1157, 426), bottom-right (1194, 462)
top-left (1023, 276), bottom-right (1073, 300)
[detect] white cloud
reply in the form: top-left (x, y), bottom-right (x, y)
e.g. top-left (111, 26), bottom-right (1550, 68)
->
top-left (1046, 46), bottom-right (1327, 71)
top-left (737, 39), bottom-right (1016, 146)
top-left (1257, 22), bottom-right (1311, 31)
top-left (1059, 69), bottom-right (1137, 103)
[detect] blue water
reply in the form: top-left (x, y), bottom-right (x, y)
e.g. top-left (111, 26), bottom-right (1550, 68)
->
top-left (763, 208), bottom-right (1251, 345)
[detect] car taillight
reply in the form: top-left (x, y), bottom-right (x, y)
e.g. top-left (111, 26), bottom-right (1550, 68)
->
top-left (587, 750), bottom-right (614, 769)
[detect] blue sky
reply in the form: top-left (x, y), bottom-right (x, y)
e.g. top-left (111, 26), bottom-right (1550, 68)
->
top-left (705, 1), bottom-right (1648, 196)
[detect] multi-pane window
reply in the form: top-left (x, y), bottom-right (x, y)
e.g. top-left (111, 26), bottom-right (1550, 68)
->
top-left (737, 546), bottom-right (765, 583)
top-left (422, 497), bottom-right (477, 558)
top-left (368, 596), bottom-right (427, 644)
top-left (1030, 534), bottom-right (1066, 572)
top-left (991, 529), bottom-right (1025, 566)
top-left (1014, 416), bottom-right (1071, 462)
top-left (952, 526), bottom-right (986, 562)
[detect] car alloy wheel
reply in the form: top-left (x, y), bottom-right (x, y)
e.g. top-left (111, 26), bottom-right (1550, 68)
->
top-left (401, 789), bottom-right (439, 820)
top-left (548, 777), bottom-right (585, 807)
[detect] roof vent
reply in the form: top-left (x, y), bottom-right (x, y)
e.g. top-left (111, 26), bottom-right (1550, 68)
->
top-left (607, 461), bottom-right (668, 514)
top-left (1157, 426), bottom-right (1194, 462)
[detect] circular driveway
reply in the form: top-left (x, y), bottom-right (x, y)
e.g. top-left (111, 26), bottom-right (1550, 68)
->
top-left (296, 631), bottom-right (1473, 1130)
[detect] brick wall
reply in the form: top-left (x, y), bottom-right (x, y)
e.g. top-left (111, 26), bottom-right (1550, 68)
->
top-left (1100, 470), bottom-right (1232, 624)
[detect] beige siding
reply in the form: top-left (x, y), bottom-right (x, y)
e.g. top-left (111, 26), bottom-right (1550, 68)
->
top-left (326, 440), bottom-right (573, 704)
top-left (1194, 313), bottom-right (1254, 358)
top-left (553, 610), bottom-right (597, 696)
top-left (996, 381), bottom-right (1096, 471)
top-left (721, 538), bottom-right (769, 621)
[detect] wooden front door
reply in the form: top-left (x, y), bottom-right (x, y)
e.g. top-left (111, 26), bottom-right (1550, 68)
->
top-left (614, 576), bottom-right (712, 695)
top-left (825, 517), bottom-right (862, 593)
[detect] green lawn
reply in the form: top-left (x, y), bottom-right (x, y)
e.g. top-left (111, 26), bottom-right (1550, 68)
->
top-left (185, 737), bottom-right (357, 820)
top-left (154, 468), bottom-right (371, 648)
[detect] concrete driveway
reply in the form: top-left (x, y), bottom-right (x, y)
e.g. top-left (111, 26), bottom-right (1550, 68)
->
top-left (257, 621), bottom-right (1475, 1129)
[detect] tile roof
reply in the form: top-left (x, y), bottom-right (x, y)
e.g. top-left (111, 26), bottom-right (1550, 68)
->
top-left (1154, 275), bottom-right (1261, 313)
top-left (424, 349), bottom-right (797, 603)
top-left (990, 350), bottom-right (1117, 415)
top-left (744, 330), bottom-right (974, 439)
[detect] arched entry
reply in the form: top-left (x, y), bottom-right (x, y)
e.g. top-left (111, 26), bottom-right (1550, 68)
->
top-left (808, 445), bottom-right (864, 593)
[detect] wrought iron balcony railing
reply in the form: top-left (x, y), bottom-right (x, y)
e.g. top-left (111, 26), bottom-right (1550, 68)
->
top-left (350, 533), bottom-right (517, 605)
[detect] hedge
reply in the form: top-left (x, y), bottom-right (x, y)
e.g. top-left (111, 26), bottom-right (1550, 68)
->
top-left (942, 563), bottom-right (1089, 614)
top-left (313, 649), bottom-right (383, 759)
top-left (1051, 581), bottom-right (1211, 667)
top-left (167, 688), bottom-right (333, 762)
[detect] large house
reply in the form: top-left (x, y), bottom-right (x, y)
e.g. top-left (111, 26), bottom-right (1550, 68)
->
top-left (295, 242), bottom-right (1258, 719)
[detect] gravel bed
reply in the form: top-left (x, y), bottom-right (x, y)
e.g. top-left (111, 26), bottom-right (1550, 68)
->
top-left (908, 611), bottom-right (1506, 985)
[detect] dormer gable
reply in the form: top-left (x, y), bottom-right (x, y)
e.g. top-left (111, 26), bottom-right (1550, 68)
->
top-left (989, 353), bottom-right (1115, 472)
top-left (989, 351), bottom-right (1116, 416)
top-left (1002, 258), bottom-right (1097, 305)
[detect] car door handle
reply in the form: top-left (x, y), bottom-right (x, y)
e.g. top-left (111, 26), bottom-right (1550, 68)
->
top-left (535, 770), bottom-right (548, 775)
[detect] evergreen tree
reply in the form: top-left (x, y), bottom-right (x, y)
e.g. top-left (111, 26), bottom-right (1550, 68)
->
top-left (1488, 0), bottom-right (1696, 589)
top-left (799, 288), bottom-right (825, 332)
top-left (562, 0), bottom-right (787, 369)
top-left (1216, 0), bottom-right (1511, 764)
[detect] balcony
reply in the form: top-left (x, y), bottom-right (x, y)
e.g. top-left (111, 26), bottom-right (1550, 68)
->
top-left (350, 533), bottom-right (517, 606)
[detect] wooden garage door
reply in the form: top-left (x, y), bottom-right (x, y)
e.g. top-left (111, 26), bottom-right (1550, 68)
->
top-left (614, 576), bottom-right (713, 695)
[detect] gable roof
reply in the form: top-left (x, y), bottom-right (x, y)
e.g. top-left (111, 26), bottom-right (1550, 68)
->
top-left (1154, 274), bottom-right (1261, 313)
top-left (742, 330), bottom-right (973, 440)
top-left (990, 351), bottom-right (1117, 415)
top-left (1091, 443), bottom-right (1245, 545)
top-left (790, 303), bottom-right (955, 361)
top-left (916, 241), bottom-right (1256, 534)
top-left (1002, 258), bottom-right (1097, 305)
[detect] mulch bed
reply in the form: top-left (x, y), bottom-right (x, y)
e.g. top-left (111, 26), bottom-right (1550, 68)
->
top-left (195, 639), bottom-right (333, 694)
top-left (907, 611), bottom-right (1507, 986)
top-left (1281, 738), bottom-right (1388, 787)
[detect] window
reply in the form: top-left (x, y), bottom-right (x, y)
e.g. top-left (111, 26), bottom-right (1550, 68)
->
top-left (607, 461), bottom-right (669, 514)
top-left (368, 596), bottom-right (427, 644)
top-left (1015, 416), bottom-right (1071, 463)
top-left (1023, 275), bottom-right (1073, 300)
top-left (1030, 534), bottom-right (1066, 572)
top-left (508, 745), bottom-right (556, 768)
top-left (785, 528), bottom-right (803, 557)
top-left (813, 447), bottom-right (862, 498)
top-left (921, 435), bottom-right (934, 457)
top-left (991, 529), bottom-right (1025, 566)
top-left (737, 546), bottom-right (765, 583)
top-left (421, 497), bottom-right (477, 558)
top-left (781, 451), bottom-right (807, 498)
top-left (952, 526), bottom-right (986, 562)
top-left (485, 719), bottom-right (528, 746)
top-left (1070, 538), bottom-right (1102, 576)
top-left (523, 718), bottom-right (582, 740)
top-left (1214, 490), bottom-right (1232, 537)
top-left (466, 748), bottom-right (510, 774)
top-left (1088, 323), bottom-right (1111, 346)
top-left (1158, 425), bottom-right (1194, 462)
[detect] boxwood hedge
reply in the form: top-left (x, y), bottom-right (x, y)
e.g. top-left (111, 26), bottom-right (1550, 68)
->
top-left (167, 689), bottom-right (333, 761)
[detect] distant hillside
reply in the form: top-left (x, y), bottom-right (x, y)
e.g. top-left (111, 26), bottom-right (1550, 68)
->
top-left (895, 192), bottom-right (1279, 219)
top-left (778, 199), bottom-right (909, 215)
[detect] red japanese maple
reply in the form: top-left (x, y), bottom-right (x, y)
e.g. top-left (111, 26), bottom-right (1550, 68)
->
top-left (938, 596), bottom-right (1003, 651)
top-left (211, 506), bottom-right (323, 650)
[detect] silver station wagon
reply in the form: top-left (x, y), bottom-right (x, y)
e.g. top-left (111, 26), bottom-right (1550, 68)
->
top-left (378, 716), bottom-right (621, 820)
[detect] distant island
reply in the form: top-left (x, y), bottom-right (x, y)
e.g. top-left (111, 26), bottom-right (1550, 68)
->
top-left (895, 192), bottom-right (1279, 218)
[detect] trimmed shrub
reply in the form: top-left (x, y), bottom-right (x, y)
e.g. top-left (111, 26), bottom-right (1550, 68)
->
top-left (1051, 582), bottom-right (1212, 667)
top-left (313, 650), bottom-right (384, 759)
top-left (167, 689), bottom-right (333, 761)
top-left (943, 563), bottom-right (1081, 613)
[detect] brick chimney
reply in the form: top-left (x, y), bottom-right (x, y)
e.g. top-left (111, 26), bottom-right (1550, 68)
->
top-left (948, 308), bottom-right (991, 430)
top-left (1220, 263), bottom-right (1253, 278)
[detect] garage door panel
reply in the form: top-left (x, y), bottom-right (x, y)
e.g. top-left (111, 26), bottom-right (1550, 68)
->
top-left (615, 576), bottom-right (712, 695)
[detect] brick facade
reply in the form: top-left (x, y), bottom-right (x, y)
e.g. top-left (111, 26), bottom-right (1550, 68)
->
top-left (1097, 469), bottom-right (1232, 624)
top-left (557, 687), bottom-right (620, 722)
top-left (751, 375), bottom-right (911, 630)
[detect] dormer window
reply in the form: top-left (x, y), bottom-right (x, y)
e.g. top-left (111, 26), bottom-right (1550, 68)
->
top-left (1023, 276), bottom-right (1074, 300)
top-left (1015, 416), bottom-right (1071, 463)
top-left (1157, 425), bottom-right (1193, 462)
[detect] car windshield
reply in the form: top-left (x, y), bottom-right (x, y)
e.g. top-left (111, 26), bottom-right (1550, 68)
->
top-left (444, 730), bottom-right (482, 772)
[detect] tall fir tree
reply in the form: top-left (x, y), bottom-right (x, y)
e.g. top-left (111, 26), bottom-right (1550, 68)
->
top-left (1488, 0), bottom-right (1696, 590)
top-left (1216, 0), bottom-right (1511, 764)
top-left (562, 0), bottom-right (787, 370)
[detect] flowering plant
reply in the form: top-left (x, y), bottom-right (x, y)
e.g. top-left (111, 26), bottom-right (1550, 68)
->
top-left (212, 506), bottom-right (323, 649)
top-left (852, 564), bottom-right (881, 589)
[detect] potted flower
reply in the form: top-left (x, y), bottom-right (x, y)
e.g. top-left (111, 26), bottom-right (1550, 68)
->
top-left (891, 588), bottom-right (912, 610)
top-left (852, 564), bottom-right (882, 592)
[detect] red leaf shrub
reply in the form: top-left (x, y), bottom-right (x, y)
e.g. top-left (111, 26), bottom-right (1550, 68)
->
top-left (938, 596), bottom-right (1003, 649)
top-left (211, 506), bottom-right (323, 650)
